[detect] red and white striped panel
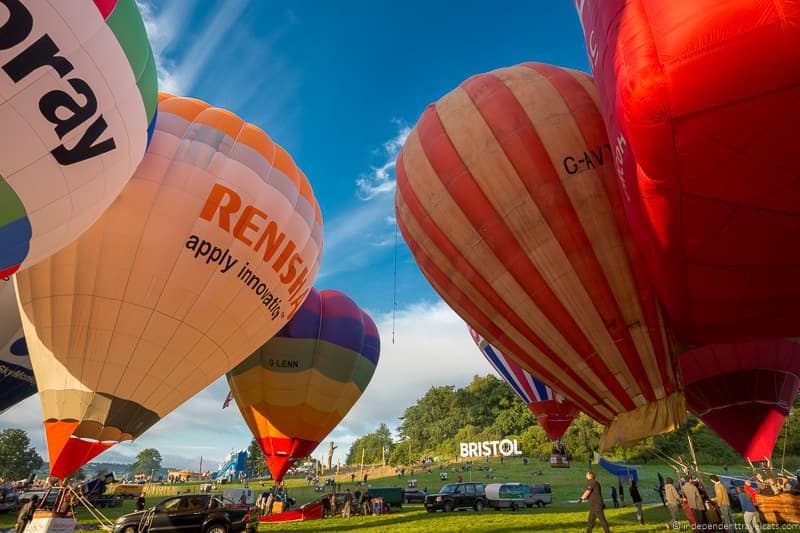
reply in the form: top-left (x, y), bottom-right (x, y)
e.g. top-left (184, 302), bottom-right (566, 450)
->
top-left (396, 63), bottom-right (679, 427)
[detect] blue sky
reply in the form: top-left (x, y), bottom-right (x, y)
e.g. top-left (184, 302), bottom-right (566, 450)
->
top-left (2, 1), bottom-right (591, 470)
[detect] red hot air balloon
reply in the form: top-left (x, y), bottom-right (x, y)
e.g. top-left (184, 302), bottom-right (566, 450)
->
top-left (469, 326), bottom-right (578, 441)
top-left (575, 0), bottom-right (800, 345)
top-left (680, 339), bottom-right (800, 461)
top-left (395, 62), bottom-right (684, 448)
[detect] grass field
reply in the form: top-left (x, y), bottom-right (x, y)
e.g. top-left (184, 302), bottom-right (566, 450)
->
top-left (0, 458), bottom-right (765, 532)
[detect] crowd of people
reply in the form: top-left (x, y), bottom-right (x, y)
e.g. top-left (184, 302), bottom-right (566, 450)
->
top-left (580, 465), bottom-right (800, 533)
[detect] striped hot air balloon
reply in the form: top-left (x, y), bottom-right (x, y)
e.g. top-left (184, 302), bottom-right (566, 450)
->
top-left (0, 0), bottom-right (158, 277)
top-left (680, 339), bottom-right (800, 461)
top-left (395, 63), bottom-right (684, 448)
top-left (469, 326), bottom-right (578, 441)
top-left (15, 94), bottom-right (323, 479)
top-left (227, 288), bottom-right (380, 482)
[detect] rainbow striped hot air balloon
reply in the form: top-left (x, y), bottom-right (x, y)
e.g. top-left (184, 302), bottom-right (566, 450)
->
top-left (469, 326), bottom-right (578, 441)
top-left (227, 288), bottom-right (380, 482)
top-left (0, 0), bottom-right (158, 277)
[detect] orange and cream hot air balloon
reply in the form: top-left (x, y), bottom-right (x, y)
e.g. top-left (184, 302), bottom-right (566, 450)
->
top-left (14, 93), bottom-right (323, 479)
top-left (395, 63), bottom-right (683, 448)
top-left (226, 288), bottom-right (380, 482)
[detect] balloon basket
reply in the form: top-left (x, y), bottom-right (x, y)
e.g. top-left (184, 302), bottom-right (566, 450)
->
top-left (23, 512), bottom-right (76, 533)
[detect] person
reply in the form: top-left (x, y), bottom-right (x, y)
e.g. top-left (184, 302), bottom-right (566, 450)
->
top-left (630, 480), bottom-right (643, 525)
top-left (264, 490), bottom-right (275, 517)
top-left (710, 475), bottom-right (733, 528)
top-left (351, 473), bottom-right (355, 484)
top-left (579, 471), bottom-right (610, 533)
top-left (458, 474), bottom-right (463, 483)
top-left (610, 485), bottom-right (618, 508)
top-left (255, 493), bottom-right (267, 516)
top-left (737, 485), bottom-right (761, 533)
top-left (363, 473), bottom-right (368, 485)
top-left (656, 473), bottom-right (666, 506)
top-left (342, 489), bottom-right (352, 518)
top-left (743, 479), bottom-right (759, 510)
top-left (16, 495), bottom-right (38, 533)
top-left (136, 493), bottom-right (146, 511)
top-left (618, 481), bottom-right (624, 506)
top-left (239, 493), bottom-right (247, 504)
top-left (682, 478), bottom-right (706, 525)
top-left (664, 478), bottom-right (681, 525)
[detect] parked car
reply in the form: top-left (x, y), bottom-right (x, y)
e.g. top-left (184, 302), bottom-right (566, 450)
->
top-left (0, 487), bottom-right (19, 513)
top-left (527, 484), bottom-right (553, 508)
top-left (112, 494), bottom-right (255, 533)
top-left (424, 482), bottom-right (486, 513)
top-left (403, 489), bottom-right (427, 504)
top-left (18, 489), bottom-right (62, 508)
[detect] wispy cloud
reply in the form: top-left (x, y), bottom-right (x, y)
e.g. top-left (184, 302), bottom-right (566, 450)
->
top-left (355, 120), bottom-right (411, 200)
top-left (318, 121), bottom-right (412, 279)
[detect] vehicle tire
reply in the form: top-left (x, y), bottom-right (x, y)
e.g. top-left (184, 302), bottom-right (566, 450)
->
top-left (510, 502), bottom-right (518, 512)
top-left (121, 526), bottom-right (137, 533)
top-left (536, 500), bottom-right (543, 508)
top-left (474, 500), bottom-right (484, 512)
top-left (205, 524), bottom-right (228, 533)
top-left (442, 501), bottom-right (454, 513)
top-left (426, 507), bottom-right (435, 513)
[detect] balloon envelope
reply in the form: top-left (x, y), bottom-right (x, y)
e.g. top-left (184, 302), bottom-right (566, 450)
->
top-left (0, 278), bottom-right (34, 413)
top-left (395, 63), bottom-right (682, 446)
top-left (680, 339), bottom-right (800, 461)
top-left (227, 288), bottom-right (380, 482)
top-left (576, 0), bottom-right (800, 344)
top-left (15, 93), bottom-right (323, 479)
top-left (469, 326), bottom-right (577, 441)
top-left (0, 0), bottom-right (158, 277)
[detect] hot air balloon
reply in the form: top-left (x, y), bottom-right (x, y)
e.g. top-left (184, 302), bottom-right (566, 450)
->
top-left (0, 277), bottom-right (34, 413)
top-left (680, 339), bottom-right (800, 461)
top-left (226, 288), bottom-right (379, 482)
top-left (575, 0), bottom-right (800, 345)
top-left (395, 62), bottom-right (684, 448)
top-left (14, 93), bottom-right (323, 479)
top-left (468, 326), bottom-right (578, 442)
top-left (0, 0), bottom-right (158, 278)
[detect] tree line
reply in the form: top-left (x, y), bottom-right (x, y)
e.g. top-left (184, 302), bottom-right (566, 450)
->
top-left (344, 374), bottom-right (800, 467)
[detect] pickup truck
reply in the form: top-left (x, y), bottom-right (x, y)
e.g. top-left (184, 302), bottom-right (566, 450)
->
top-left (112, 494), bottom-right (255, 533)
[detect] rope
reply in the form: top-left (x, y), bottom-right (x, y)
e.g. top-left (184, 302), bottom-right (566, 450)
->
top-left (392, 221), bottom-right (399, 344)
top-left (781, 410), bottom-right (790, 474)
top-left (67, 486), bottom-right (114, 531)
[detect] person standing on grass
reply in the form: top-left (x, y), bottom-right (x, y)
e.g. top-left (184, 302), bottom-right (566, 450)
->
top-left (682, 478), bottom-right (706, 526)
top-left (710, 475), bottom-right (733, 528)
top-left (664, 477), bottom-right (681, 525)
top-left (580, 471), bottom-right (611, 533)
top-left (610, 485), bottom-right (618, 508)
top-left (630, 480), bottom-right (644, 525)
top-left (16, 495), bottom-right (38, 533)
top-left (737, 485), bottom-right (761, 533)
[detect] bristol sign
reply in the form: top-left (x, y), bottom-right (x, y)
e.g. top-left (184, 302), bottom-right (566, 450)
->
top-left (459, 439), bottom-right (522, 458)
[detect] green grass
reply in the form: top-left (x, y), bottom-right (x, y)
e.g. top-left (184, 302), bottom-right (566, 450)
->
top-left (0, 458), bottom-right (763, 532)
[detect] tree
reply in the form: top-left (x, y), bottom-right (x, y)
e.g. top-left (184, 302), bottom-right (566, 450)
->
top-left (0, 428), bottom-right (43, 482)
top-left (73, 467), bottom-right (87, 481)
top-left (246, 439), bottom-right (267, 477)
top-left (345, 424), bottom-right (394, 465)
top-left (130, 448), bottom-right (162, 476)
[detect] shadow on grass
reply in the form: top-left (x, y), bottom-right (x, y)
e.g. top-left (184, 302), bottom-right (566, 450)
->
top-left (262, 504), bottom-right (670, 532)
